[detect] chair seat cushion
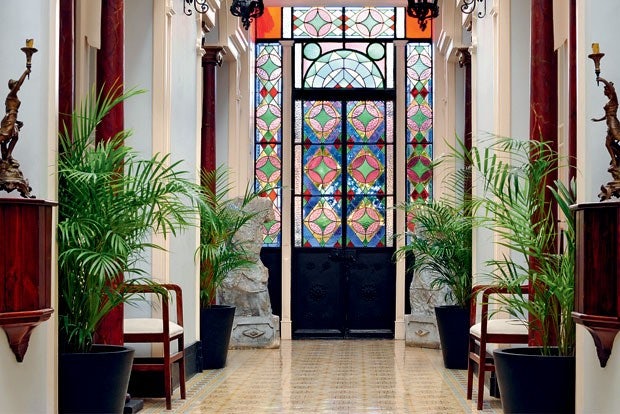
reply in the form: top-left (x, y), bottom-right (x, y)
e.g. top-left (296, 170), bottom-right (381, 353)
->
top-left (124, 318), bottom-right (183, 337)
top-left (470, 318), bottom-right (527, 338)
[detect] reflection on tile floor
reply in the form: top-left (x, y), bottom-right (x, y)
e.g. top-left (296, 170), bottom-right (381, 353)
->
top-left (140, 340), bottom-right (503, 413)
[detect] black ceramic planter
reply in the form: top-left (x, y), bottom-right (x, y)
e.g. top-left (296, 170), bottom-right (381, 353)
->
top-left (200, 304), bottom-right (236, 370)
top-left (494, 347), bottom-right (575, 414)
top-left (59, 344), bottom-right (134, 414)
top-left (434, 305), bottom-right (469, 369)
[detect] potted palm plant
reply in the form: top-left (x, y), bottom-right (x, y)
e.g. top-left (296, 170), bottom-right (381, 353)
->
top-left (57, 85), bottom-right (196, 413)
top-left (395, 194), bottom-right (474, 369)
top-left (197, 167), bottom-right (257, 369)
top-left (460, 136), bottom-right (575, 413)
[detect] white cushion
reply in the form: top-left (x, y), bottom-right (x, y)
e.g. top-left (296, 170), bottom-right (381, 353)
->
top-left (124, 318), bottom-right (183, 337)
top-left (470, 318), bottom-right (527, 338)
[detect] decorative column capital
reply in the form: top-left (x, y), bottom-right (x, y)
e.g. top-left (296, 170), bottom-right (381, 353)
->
top-left (202, 46), bottom-right (226, 67)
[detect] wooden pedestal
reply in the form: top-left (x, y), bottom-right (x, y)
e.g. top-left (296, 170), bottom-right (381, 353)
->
top-left (571, 201), bottom-right (620, 367)
top-left (0, 198), bottom-right (55, 362)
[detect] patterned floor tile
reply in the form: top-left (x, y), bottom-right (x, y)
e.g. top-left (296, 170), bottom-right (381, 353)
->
top-left (139, 340), bottom-right (503, 413)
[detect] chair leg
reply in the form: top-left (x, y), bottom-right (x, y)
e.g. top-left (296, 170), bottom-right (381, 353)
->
top-left (179, 337), bottom-right (186, 400)
top-left (164, 355), bottom-right (172, 410)
top-left (466, 360), bottom-right (474, 400)
top-left (466, 338), bottom-right (474, 401)
top-left (477, 360), bottom-right (486, 411)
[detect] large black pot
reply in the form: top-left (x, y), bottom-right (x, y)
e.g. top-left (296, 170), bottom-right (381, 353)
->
top-left (59, 344), bottom-right (134, 414)
top-left (200, 304), bottom-right (236, 369)
top-left (494, 347), bottom-right (575, 414)
top-left (434, 305), bottom-right (469, 369)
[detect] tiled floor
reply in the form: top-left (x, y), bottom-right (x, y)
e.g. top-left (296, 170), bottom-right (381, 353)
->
top-left (140, 340), bottom-right (503, 413)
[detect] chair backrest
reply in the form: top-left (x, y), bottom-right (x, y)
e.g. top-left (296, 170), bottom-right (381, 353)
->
top-left (124, 283), bottom-right (184, 337)
top-left (469, 284), bottom-right (529, 335)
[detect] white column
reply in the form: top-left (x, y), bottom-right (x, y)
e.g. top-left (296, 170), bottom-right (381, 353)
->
top-left (280, 40), bottom-right (294, 340)
top-left (394, 40), bottom-right (408, 340)
top-left (150, 0), bottom-right (173, 282)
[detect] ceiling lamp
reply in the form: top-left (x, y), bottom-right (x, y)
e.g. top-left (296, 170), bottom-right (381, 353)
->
top-left (230, 0), bottom-right (264, 30)
top-left (184, 0), bottom-right (209, 16)
top-left (406, 0), bottom-right (439, 32)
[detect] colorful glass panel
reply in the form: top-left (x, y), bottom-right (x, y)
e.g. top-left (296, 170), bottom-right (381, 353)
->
top-left (256, 7), bottom-right (281, 39)
top-left (288, 7), bottom-right (400, 40)
top-left (346, 196), bottom-right (386, 247)
top-left (302, 197), bottom-right (343, 247)
top-left (405, 14), bottom-right (432, 39)
top-left (255, 7), bottom-right (432, 249)
top-left (255, 43), bottom-right (282, 246)
top-left (405, 42), bottom-right (433, 208)
top-left (294, 99), bottom-right (393, 248)
top-left (344, 7), bottom-right (395, 39)
top-left (292, 7), bottom-right (343, 38)
top-left (303, 100), bottom-right (342, 144)
top-left (303, 145), bottom-right (342, 195)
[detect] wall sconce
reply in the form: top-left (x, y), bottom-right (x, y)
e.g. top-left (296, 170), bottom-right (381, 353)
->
top-left (406, 0), bottom-right (439, 32)
top-left (184, 0), bottom-right (209, 16)
top-left (461, 0), bottom-right (488, 19)
top-left (407, 0), bottom-right (488, 31)
top-left (230, 0), bottom-right (265, 30)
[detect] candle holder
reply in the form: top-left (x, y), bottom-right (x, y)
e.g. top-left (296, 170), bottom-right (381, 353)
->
top-left (588, 52), bottom-right (605, 85)
top-left (20, 39), bottom-right (38, 78)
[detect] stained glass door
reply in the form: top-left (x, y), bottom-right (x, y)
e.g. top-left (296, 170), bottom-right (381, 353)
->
top-left (292, 99), bottom-right (395, 338)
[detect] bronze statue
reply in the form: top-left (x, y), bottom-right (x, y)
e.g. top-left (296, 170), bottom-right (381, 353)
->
top-left (0, 41), bottom-right (37, 198)
top-left (0, 68), bottom-right (29, 163)
top-left (592, 76), bottom-right (620, 200)
top-left (591, 77), bottom-right (620, 174)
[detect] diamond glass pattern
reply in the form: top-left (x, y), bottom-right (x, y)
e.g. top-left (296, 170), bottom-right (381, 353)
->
top-left (255, 43), bottom-right (283, 246)
top-left (303, 197), bottom-right (343, 247)
top-left (344, 7), bottom-right (395, 39)
top-left (303, 101), bottom-right (342, 143)
top-left (293, 7), bottom-right (343, 38)
top-left (347, 196), bottom-right (385, 247)
top-left (406, 43), bottom-right (433, 204)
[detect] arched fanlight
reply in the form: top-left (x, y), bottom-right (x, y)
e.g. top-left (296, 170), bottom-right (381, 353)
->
top-left (406, 0), bottom-right (439, 32)
top-left (230, 0), bottom-right (265, 31)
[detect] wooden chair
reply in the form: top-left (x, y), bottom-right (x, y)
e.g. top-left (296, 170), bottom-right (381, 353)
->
top-left (466, 285), bottom-right (529, 410)
top-left (123, 283), bottom-right (186, 410)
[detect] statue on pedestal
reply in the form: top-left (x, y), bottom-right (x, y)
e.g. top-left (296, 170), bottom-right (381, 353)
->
top-left (0, 40), bottom-right (37, 198)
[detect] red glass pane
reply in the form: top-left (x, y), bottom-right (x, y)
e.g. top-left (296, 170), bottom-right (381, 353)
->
top-left (256, 7), bottom-right (281, 39)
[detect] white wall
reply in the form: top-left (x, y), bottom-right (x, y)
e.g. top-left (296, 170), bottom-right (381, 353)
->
top-left (168, 4), bottom-right (202, 344)
top-left (123, 0), bottom-right (203, 346)
top-left (0, 1), bottom-right (58, 413)
top-left (576, 0), bottom-right (620, 412)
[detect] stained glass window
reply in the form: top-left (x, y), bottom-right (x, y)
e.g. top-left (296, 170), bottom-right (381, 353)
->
top-left (254, 7), bottom-right (432, 247)
top-left (405, 42), bottom-right (433, 228)
top-left (297, 42), bottom-right (389, 89)
top-left (294, 100), bottom-right (393, 248)
top-left (255, 43), bottom-right (282, 246)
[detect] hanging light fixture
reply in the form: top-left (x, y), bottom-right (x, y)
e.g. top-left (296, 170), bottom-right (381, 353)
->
top-left (406, 0), bottom-right (439, 31)
top-left (184, 0), bottom-right (209, 16)
top-left (230, 0), bottom-right (265, 31)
